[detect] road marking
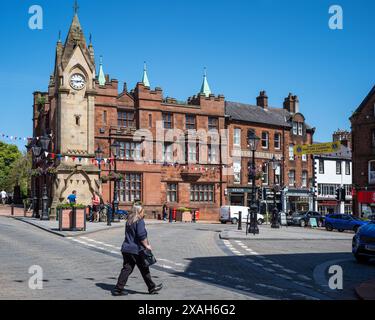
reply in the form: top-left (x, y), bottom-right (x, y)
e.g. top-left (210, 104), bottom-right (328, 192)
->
top-left (263, 268), bottom-right (276, 273)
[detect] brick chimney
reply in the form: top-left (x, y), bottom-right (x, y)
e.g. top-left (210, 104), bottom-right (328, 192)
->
top-left (256, 91), bottom-right (268, 108)
top-left (283, 93), bottom-right (299, 114)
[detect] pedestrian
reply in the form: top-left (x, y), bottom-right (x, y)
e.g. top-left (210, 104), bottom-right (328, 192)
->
top-left (92, 193), bottom-right (100, 222)
top-left (162, 202), bottom-right (169, 221)
top-left (67, 191), bottom-right (77, 204)
top-left (112, 205), bottom-right (163, 296)
top-left (0, 190), bottom-right (7, 205)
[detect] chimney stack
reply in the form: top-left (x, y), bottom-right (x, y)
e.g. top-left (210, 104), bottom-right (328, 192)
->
top-left (257, 91), bottom-right (268, 108)
top-left (283, 93), bottom-right (299, 114)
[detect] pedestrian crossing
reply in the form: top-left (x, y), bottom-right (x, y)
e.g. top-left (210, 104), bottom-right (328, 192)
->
top-left (66, 235), bottom-right (322, 300)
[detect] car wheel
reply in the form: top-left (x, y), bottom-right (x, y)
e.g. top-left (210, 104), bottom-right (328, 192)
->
top-left (355, 254), bottom-right (370, 264)
top-left (257, 219), bottom-right (264, 225)
top-left (326, 223), bottom-right (333, 231)
top-left (300, 220), bottom-right (306, 227)
top-left (231, 218), bottom-right (238, 225)
top-left (338, 229), bottom-right (344, 233)
top-left (221, 221), bottom-right (227, 225)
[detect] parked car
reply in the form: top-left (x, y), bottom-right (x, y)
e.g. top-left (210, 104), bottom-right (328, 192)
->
top-left (366, 215), bottom-right (375, 222)
top-left (289, 211), bottom-right (325, 227)
top-left (352, 221), bottom-right (375, 263)
top-left (325, 214), bottom-right (369, 233)
top-left (220, 206), bottom-right (265, 225)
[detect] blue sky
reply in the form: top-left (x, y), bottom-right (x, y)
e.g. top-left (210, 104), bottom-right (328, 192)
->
top-left (0, 0), bottom-right (374, 147)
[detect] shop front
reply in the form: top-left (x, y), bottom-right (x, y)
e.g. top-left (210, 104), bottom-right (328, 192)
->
top-left (356, 190), bottom-right (375, 218)
top-left (282, 188), bottom-right (313, 214)
top-left (227, 188), bottom-right (253, 207)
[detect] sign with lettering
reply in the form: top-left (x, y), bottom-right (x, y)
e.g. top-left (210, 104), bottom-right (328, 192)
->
top-left (309, 218), bottom-right (318, 228)
top-left (232, 150), bottom-right (283, 160)
top-left (294, 142), bottom-right (341, 156)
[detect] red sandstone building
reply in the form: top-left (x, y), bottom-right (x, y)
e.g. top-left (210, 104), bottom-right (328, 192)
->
top-left (31, 10), bottom-right (315, 220)
top-left (351, 86), bottom-right (375, 217)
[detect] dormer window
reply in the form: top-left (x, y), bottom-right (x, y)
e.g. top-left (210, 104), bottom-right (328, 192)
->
top-left (292, 122), bottom-right (298, 135)
top-left (298, 122), bottom-right (303, 136)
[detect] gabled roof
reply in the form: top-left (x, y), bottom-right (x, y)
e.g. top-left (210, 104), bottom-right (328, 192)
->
top-left (225, 101), bottom-right (292, 128)
top-left (350, 85), bottom-right (375, 120)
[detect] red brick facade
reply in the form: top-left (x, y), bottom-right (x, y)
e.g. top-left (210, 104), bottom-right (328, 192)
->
top-left (350, 86), bottom-right (375, 216)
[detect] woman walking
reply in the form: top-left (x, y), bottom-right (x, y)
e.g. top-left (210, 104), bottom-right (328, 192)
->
top-left (113, 205), bottom-right (163, 296)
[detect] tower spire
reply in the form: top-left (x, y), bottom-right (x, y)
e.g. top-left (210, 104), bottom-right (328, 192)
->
top-left (142, 61), bottom-right (150, 87)
top-left (200, 67), bottom-right (212, 97)
top-left (98, 55), bottom-right (106, 86)
top-left (73, 0), bottom-right (79, 15)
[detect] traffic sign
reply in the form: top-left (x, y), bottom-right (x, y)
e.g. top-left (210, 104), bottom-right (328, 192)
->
top-left (294, 141), bottom-right (341, 156)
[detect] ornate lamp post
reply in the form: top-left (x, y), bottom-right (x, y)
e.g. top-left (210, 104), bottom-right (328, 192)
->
top-left (269, 156), bottom-right (281, 229)
top-left (247, 130), bottom-right (260, 235)
top-left (110, 141), bottom-right (121, 216)
top-left (39, 135), bottom-right (51, 221)
top-left (30, 142), bottom-right (42, 219)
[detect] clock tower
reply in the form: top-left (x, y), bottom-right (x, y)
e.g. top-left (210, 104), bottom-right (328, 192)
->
top-left (46, 10), bottom-right (100, 212)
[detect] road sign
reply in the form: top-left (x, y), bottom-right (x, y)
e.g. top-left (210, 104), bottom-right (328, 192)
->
top-left (294, 141), bottom-right (341, 156)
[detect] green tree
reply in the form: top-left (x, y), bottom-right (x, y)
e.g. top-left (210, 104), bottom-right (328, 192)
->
top-left (4, 152), bottom-right (32, 197)
top-left (0, 142), bottom-right (22, 192)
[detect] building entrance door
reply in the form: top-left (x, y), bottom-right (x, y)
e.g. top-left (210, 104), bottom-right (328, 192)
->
top-left (230, 193), bottom-right (244, 206)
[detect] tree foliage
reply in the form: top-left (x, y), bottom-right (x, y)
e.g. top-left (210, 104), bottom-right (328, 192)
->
top-left (0, 142), bottom-right (22, 192)
top-left (4, 152), bottom-right (32, 197)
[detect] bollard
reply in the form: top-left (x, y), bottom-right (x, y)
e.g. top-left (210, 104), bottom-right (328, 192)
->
top-left (238, 211), bottom-right (242, 230)
top-left (169, 208), bottom-right (173, 223)
top-left (107, 205), bottom-right (112, 226)
top-left (11, 203), bottom-right (14, 216)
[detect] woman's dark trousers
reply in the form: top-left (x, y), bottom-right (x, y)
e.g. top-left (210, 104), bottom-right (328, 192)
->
top-left (115, 252), bottom-right (156, 292)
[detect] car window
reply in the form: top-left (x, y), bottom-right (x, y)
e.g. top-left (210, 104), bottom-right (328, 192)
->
top-left (331, 215), bottom-right (341, 219)
top-left (342, 215), bottom-right (351, 220)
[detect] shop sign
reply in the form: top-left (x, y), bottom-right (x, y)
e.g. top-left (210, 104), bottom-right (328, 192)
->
top-left (357, 191), bottom-right (375, 204)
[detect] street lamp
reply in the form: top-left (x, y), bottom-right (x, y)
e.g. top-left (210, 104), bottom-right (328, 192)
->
top-left (110, 141), bottom-right (121, 217)
top-left (30, 136), bottom-right (51, 221)
top-left (269, 156), bottom-right (280, 229)
top-left (247, 130), bottom-right (260, 235)
top-left (40, 135), bottom-right (51, 221)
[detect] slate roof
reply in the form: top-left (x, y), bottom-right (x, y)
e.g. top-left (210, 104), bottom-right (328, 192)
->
top-left (225, 101), bottom-right (292, 127)
top-left (315, 145), bottom-right (352, 160)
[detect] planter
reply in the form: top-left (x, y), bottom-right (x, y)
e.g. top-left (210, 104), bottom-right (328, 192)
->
top-left (58, 208), bottom-right (86, 231)
top-left (176, 211), bottom-right (192, 223)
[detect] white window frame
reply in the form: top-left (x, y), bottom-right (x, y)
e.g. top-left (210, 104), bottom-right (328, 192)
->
top-left (261, 132), bottom-right (269, 149)
top-left (233, 128), bottom-right (241, 147)
top-left (302, 154), bottom-right (307, 162)
top-left (292, 122), bottom-right (298, 135)
top-left (262, 163), bottom-right (269, 185)
top-left (288, 170), bottom-right (295, 187)
top-left (274, 133), bottom-right (281, 150)
top-left (298, 122), bottom-right (303, 136)
top-left (289, 144), bottom-right (295, 160)
top-left (302, 171), bottom-right (308, 187)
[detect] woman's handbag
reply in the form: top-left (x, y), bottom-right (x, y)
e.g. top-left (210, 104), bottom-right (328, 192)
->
top-left (141, 249), bottom-right (157, 267)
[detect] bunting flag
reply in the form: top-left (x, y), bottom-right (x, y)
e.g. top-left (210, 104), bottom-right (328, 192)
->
top-left (0, 133), bottom-right (54, 143)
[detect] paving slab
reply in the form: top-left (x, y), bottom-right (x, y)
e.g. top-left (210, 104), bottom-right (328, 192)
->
top-left (220, 225), bottom-right (355, 241)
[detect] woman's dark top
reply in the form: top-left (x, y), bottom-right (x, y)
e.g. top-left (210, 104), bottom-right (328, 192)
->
top-left (121, 219), bottom-right (148, 255)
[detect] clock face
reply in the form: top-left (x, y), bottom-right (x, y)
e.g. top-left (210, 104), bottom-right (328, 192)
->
top-left (70, 74), bottom-right (86, 90)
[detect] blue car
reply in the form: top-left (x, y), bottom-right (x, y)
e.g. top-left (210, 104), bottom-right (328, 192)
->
top-left (352, 221), bottom-right (375, 263)
top-left (325, 214), bottom-right (369, 233)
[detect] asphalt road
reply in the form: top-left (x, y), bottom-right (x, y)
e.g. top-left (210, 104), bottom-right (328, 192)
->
top-left (0, 217), bottom-right (373, 300)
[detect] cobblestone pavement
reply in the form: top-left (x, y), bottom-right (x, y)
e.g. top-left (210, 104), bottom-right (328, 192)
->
top-left (0, 217), bottom-right (373, 300)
